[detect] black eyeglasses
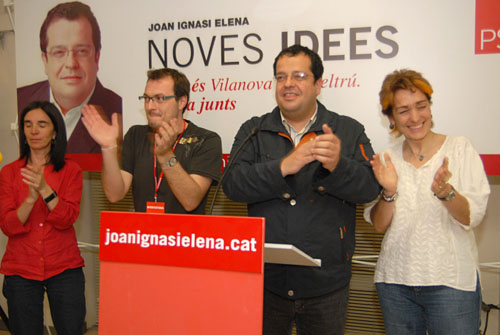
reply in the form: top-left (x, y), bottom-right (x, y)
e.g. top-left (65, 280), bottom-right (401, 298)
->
top-left (138, 95), bottom-right (176, 103)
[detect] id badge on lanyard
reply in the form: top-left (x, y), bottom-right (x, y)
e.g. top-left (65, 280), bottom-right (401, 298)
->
top-left (146, 121), bottom-right (186, 214)
top-left (146, 201), bottom-right (165, 213)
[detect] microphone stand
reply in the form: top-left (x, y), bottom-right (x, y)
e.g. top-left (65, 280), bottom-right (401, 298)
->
top-left (208, 127), bottom-right (259, 215)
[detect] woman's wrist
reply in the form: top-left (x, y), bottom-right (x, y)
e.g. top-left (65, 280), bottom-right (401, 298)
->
top-left (24, 196), bottom-right (37, 205)
top-left (434, 184), bottom-right (456, 201)
top-left (43, 190), bottom-right (58, 204)
top-left (381, 189), bottom-right (398, 202)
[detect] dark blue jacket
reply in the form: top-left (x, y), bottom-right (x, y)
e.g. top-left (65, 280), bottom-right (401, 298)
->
top-left (222, 101), bottom-right (380, 299)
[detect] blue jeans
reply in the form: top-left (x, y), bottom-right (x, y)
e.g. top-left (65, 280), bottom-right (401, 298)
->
top-left (376, 278), bottom-right (481, 335)
top-left (263, 285), bottom-right (349, 335)
top-left (3, 267), bottom-right (86, 335)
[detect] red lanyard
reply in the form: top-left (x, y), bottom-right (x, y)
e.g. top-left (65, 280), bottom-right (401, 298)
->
top-left (153, 121), bottom-right (187, 202)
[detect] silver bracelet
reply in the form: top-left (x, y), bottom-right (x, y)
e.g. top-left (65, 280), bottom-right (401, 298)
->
top-left (381, 189), bottom-right (398, 202)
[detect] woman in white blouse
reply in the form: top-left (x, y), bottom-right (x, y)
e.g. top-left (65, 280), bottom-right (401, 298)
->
top-left (365, 69), bottom-right (490, 335)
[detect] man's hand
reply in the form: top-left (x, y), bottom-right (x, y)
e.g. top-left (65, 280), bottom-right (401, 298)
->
top-left (311, 124), bottom-right (341, 172)
top-left (280, 138), bottom-right (315, 177)
top-left (155, 119), bottom-right (182, 164)
top-left (81, 104), bottom-right (120, 149)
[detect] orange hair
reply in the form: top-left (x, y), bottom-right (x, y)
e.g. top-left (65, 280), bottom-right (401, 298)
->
top-left (379, 69), bottom-right (433, 116)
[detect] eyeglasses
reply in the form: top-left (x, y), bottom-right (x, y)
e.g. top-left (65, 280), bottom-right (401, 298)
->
top-left (47, 46), bottom-right (93, 59)
top-left (138, 95), bottom-right (176, 104)
top-left (275, 71), bottom-right (311, 83)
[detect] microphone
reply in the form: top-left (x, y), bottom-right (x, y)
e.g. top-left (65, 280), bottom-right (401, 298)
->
top-left (208, 127), bottom-right (259, 215)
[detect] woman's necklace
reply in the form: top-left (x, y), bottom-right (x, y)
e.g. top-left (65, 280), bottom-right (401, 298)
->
top-left (409, 150), bottom-right (425, 162)
top-left (405, 135), bottom-right (433, 162)
top-left (405, 133), bottom-right (445, 165)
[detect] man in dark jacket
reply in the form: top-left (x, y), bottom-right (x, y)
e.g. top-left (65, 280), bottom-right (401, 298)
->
top-left (222, 45), bottom-right (380, 334)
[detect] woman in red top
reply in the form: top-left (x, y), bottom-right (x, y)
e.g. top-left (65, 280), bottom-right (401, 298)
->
top-left (0, 101), bottom-right (85, 334)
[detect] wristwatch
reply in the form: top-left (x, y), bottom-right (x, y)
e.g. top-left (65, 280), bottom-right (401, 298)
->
top-left (435, 185), bottom-right (456, 201)
top-left (166, 156), bottom-right (177, 167)
top-left (43, 190), bottom-right (57, 204)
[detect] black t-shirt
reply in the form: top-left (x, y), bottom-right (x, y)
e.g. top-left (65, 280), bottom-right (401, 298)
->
top-left (121, 121), bottom-right (222, 213)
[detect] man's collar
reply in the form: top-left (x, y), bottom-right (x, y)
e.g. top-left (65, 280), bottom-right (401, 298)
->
top-left (261, 100), bottom-right (336, 133)
top-left (49, 83), bottom-right (96, 115)
top-left (280, 106), bottom-right (318, 135)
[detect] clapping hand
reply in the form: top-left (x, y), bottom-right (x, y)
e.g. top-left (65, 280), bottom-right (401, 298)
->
top-left (431, 157), bottom-right (452, 197)
top-left (81, 104), bottom-right (120, 149)
top-left (311, 124), bottom-right (341, 172)
top-left (371, 153), bottom-right (398, 194)
top-left (20, 165), bottom-right (48, 203)
top-left (280, 137), bottom-right (315, 176)
top-left (154, 118), bottom-right (181, 159)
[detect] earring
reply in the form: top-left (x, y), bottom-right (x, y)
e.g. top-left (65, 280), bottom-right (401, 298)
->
top-left (389, 123), bottom-right (394, 130)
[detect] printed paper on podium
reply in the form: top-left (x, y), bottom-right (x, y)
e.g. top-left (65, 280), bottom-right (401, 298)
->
top-left (264, 243), bottom-right (321, 267)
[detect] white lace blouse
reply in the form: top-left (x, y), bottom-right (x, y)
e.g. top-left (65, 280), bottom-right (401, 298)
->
top-left (364, 136), bottom-right (490, 291)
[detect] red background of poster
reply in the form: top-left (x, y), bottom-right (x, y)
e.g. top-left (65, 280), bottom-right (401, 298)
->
top-left (475, 0), bottom-right (500, 54)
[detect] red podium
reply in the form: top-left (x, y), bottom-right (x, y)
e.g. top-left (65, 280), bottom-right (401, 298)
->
top-left (98, 211), bottom-right (265, 335)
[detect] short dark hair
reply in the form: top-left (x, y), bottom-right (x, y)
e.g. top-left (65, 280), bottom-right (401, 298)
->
top-left (19, 101), bottom-right (67, 171)
top-left (40, 1), bottom-right (101, 60)
top-left (147, 68), bottom-right (191, 114)
top-left (273, 44), bottom-right (324, 82)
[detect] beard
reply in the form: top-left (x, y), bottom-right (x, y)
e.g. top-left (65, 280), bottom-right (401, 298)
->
top-left (148, 118), bottom-right (163, 131)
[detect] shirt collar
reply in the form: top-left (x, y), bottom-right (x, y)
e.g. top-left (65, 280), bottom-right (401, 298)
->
top-left (280, 106), bottom-right (318, 146)
top-left (49, 84), bottom-right (95, 113)
top-left (49, 84), bottom-right (96, 139)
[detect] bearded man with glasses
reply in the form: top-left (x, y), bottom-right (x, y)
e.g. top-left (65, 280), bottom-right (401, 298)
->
top-left (17, 1), bottom-right (122, 154)
top-left (82, 68), bottom-right (222, 214)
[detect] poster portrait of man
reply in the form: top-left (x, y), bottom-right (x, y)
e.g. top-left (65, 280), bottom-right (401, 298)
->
top-left (16, 1), bottom-right (122, 155)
